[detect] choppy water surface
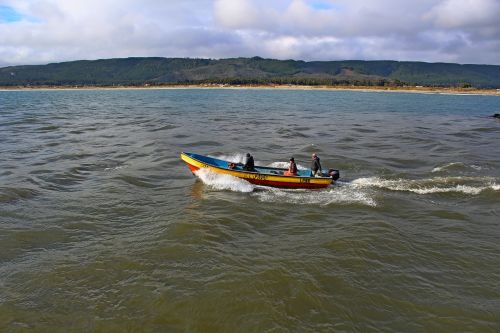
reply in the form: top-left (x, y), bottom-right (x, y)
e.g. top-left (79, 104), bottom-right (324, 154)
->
top-left (1, 88), bottom-right (499, 332)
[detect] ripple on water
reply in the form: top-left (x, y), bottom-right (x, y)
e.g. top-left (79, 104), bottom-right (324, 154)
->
top-left (277, 127), bottom-right (309, 138)
top-left (0, 228), bottom-right (72, 262)
top-left (45, 152), bottom-right (94, 163)
top-left (431, 162), bottom-right (482, 173)
top-left (36, 125), bottom-right (61, 132)
top-left (116, 175), bottom-right (158, 188)
top-left (149, 124), bottom-right (178, 132)
top-left (180, 140), bottom-right (221, 147)
top-left (37, 171), bottom-right (87, 191)
top-left (350, 127), bottom-right (378, 133)
top-left (173, 134), bottom-right (190, 139)
top-left (0, 187), bottom-right (40, 203)
top-left (1, 89), bottom-right (500, 332)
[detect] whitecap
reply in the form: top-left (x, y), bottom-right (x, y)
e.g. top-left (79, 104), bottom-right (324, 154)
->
top-left (104, 165), bottom-right (124, 171)
top-left (194, 168), bottom-right (376, 206)
top-left (253, 184), bottom-right (377, 207)
top-left (351, 176), bottom-right (499, 195)
top-left (431, 162), bottom-right (483, 173)
top-left (194, 168), bottom-right (254, 193)
top-left (209, 153), bottom-right (247, 164)
top-left (267, 161), bottom-right (308, 170)
top-left (431, 162), bottom-right (465, 173)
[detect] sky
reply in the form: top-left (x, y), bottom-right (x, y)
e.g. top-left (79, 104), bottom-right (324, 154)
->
top-left (1, 0), bottom-right (499, 66)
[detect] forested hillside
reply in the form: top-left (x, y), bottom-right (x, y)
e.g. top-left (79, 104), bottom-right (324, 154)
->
top-left (1, 57), bottom-right (499, 88)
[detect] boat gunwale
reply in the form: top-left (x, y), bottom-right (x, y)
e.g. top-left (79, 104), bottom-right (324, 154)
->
top-left (181, 151), bottom-right (333, 182)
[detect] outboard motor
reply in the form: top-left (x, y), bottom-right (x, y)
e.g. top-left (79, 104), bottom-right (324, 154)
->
top-left (328, 169), bottom-right (340, 181)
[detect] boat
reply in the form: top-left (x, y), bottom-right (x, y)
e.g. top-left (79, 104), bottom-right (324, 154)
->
top-left (180, 152), bottom-right (340, 189)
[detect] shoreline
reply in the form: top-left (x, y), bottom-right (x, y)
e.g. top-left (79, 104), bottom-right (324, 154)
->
top-left (1, 84), bottom-right (500, 96)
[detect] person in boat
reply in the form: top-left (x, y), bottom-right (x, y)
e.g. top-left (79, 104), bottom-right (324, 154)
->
top-left (311, 153), bottom-right (322, 177)
top-left (284, 157), bottom-right (298, 176)
top-left (243, 153), bottom-right (255, 171)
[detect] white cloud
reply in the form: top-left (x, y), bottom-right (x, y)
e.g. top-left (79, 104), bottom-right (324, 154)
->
top-left (0, 0), bottom-right (499, 66)
top-left (213, 0), bottom-right (262, 29)
top-left (425, 0), bottom-right (500, 29)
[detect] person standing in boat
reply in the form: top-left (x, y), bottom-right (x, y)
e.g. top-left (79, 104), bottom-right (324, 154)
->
top-left (243, 153), bottom-right (255, 171)
top-left (284, 157), bottom-right (298, 176)
top-left (311, 153), bottom-right (322, 177)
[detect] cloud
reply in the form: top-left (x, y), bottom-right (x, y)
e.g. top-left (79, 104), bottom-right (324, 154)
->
top-left (425, 0), bottom-right (500, 29)
top-left (0, 0), bottom-right (499, 66)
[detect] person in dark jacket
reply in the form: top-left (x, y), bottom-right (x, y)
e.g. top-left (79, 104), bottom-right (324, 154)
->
top-left (243, 153), bottom-right (255, 171)
top-left (284, 157), bottom-right (298, 176)
top-left (311, 153), bottom-right (322, 177)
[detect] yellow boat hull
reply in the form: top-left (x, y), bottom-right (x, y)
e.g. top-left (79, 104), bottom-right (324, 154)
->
top-left (181, 152), bottom-right (334, 189)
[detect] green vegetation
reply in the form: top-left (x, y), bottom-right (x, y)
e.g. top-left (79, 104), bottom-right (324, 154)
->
top-left (1, 57), bottom-right (500, 88)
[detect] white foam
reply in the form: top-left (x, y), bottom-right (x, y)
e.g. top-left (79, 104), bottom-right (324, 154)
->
top-left (211, 154), bottom-right (309, 171)
top-left (432, 162), bottom-right (464, 173)
top-left (104, 165), bottom-right (124, 171)
top-left (411, 185), bottom-right (483, 195)
top-left (210, 153), bottom-right (247, 164)
top-left (351, 176), bottom-right (499, 195)
top-left (194, 166), bottom-right (376, 206)
top-left (194, 168), bottom-right (254, 193)
top-left (432, 162), bottom-right (483, 173)
top-left (253, 185), bottom-right (377, 207)
top-left (267, 161), bottom-right (288, 169)
top-left (268, 161), bottom-right (308, 170)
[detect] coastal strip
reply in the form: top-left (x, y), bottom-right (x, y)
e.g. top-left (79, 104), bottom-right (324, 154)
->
top-left (2, 84), bottom-right (500, 96)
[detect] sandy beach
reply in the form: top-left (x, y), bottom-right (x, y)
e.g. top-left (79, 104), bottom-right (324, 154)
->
top-left (2, 84), bottom-right (500, 96)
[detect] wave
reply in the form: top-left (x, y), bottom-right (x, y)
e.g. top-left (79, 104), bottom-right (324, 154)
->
top-left (276, 127), bottom-right (309, 138)
top-left (194, 168), bottom-right (255, 193)
top-left (0, 187), bottom-right (39, 203)
top-left (104, 165), bottom-right (124, 171)
top-left (253, 185), bottom-right (377, 207)
top-left (207, 153), bottom-right (317, 175)
top-left (432, 162), bottom-right (482, 173)
top-left (351, 176), bottom-right (499, 195)
top-left (180, 140), bottom-right (220, 147)
top-left (150, 124), bottom-right (177, 132)
top-left (37, 125), bottom-right (60, 132)
top-left (210, 153), bottom-right (309, 171)
top-left (193, 168), bottom-right (376, 206)
top-left (267, 161), bottom-right (308, 170)
top-left (209, 153), bottom-right (247, 164)
top-left (190, 164), bottom-right (498, 206)
top-left (117, 175), bottom-right (157, 188)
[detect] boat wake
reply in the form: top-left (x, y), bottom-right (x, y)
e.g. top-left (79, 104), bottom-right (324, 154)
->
top-left (193, 168), bottom-right (377, 207)
top-left (192, 153), bottom-right (498, 207)
top-left (192, 167), bottom-right (499, 208)
top-left (209, 153), bottom-right (247, 164)
top-left (351, 176), bottom-right (499, 195)
top-left (194, 168), bottom-right (255, 193)
top-left (267, 161), bottom-right (309, 170)
top-left (253, 185), bottom-right (377, 207)
top-left (210, 153), bottom-right (309, 170)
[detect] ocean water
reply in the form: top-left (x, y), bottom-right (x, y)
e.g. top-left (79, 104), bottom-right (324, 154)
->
top-left (1, 88), bottom-right (499, 332)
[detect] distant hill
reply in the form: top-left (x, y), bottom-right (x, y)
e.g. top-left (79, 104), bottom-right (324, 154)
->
top-left (1, 57), bottom-right (500, 88)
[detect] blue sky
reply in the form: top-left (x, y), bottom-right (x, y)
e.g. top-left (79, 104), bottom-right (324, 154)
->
top-left (0, 5), bottom-right (22, 22)
top-left (1, 0), bottom-right (499, 66)
top-left (309, 1), bottom-right (339, 10)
